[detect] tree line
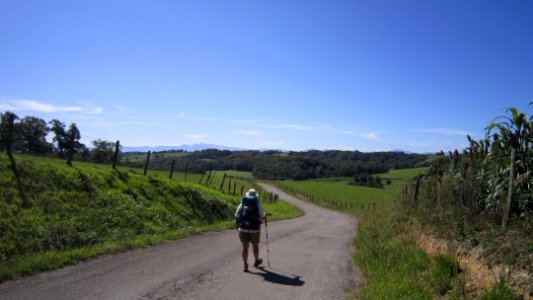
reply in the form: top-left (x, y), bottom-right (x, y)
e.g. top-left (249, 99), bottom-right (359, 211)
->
top-left (0, 111), bottom-right (120, 165)
top-left (124, 148), bottom-right (429, 180)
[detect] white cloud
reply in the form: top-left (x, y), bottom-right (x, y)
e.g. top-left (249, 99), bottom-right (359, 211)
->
top-left (275, 124), bottom-right (313, 130)
top-left (184, 134), bottom-right (208, 140)
top-left (0, 99), bottom-right (87, 113)
top-left (232, 130), bottom-right (264, 137)
top-left (413, 128), bottom-right (470, 136)
top-left (359, 132), bottom-right (384, 142)
top-left (0, 103), bottom-right (16, 110)
top-left (88, 107), bottom-right (103, 114)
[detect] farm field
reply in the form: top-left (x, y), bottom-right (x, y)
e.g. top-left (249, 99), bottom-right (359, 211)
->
top-left (274, 167), bottom-right (428, 213)
top-left (123, 151), bottom-right (190, 163)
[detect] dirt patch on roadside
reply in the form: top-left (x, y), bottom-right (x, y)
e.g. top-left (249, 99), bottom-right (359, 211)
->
top-left (416, 232), bottom-right (533, 299)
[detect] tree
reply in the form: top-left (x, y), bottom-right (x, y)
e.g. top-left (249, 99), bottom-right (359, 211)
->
top-left (0, 111), bottom-right (18, 152)
top-left (0, 111), bottom-right (30, 207)
top-left (65, 123), bottom-right (83, 166)
top-left (17, 116), bottom-right (51, 154)
top-left (90, 139), bottom-right (115, 164)
top-left (49, 119), bottom-right (67, 157)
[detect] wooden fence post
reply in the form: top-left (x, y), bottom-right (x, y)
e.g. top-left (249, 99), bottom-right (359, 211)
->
top-left (205, 170), bottom-right (213, 186)
top-left (240, 185), bottom-right (244, 196)
top-left (502, 148), bottom-right (516, 231)
top-left (169, 159), bottom-right (176, 179)
top-left (233, 182), bottom-right (237, 195)
top-left (199, 174), bottom-right (205, 184)
top-left (220, 173), bottom-right (227, 190)
top-left (461, 162), bottom-right (469, 205)
top-left (413, 175), bottom-right (422, 208)
top-left (228, 178), bottom-right (232, 193)
top-left (143, 151), bottom-right (151, 176)
top-left (112, 140), bottom-right (120, 169)
top-left (209, 171), bottom-right (217, 186)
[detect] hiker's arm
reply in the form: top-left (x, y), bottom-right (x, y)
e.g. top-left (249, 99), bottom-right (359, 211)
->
top-left (235, 204), bottom-right (242, 219)
top-left (258, 203), bottom-right (267, 219)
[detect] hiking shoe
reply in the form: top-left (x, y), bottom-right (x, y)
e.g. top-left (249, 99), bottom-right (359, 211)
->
top-left (243, 263), bottom-right (249, 272)
top-left (254, 258), bottom-right (263, 268)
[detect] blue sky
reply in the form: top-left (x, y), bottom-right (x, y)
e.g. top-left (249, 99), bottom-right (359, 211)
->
top-left (1, 0), bottom-right (532, 152)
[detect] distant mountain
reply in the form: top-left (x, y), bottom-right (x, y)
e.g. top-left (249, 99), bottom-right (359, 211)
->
top-left (121, 143), bottom-right (246, 153)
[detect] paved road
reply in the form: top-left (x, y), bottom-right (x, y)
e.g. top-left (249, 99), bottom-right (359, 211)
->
top-left (0, 183), bottom-right (360, 300)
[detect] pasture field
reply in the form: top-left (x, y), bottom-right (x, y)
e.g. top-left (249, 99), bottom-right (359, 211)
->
top-left (123, 151), bottom-right (190, 163)
top-left (0, 154), bottom-right (301, 281)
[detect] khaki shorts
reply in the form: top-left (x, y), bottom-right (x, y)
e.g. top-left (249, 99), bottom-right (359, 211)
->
top-left (239, 231), bottom-right (260, 244)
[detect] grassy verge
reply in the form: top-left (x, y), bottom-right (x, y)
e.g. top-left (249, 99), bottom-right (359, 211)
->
top-left (273, 169), bottom-right (520, 299)
top-left (0, 154), bottom-right (301, 282)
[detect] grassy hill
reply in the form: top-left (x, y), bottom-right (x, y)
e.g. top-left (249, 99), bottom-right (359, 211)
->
top-left (0, 154), bottom-right (301, 281)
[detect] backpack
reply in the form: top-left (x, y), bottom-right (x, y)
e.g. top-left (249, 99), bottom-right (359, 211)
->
top-left (236, 196), bottom-right (261, 230)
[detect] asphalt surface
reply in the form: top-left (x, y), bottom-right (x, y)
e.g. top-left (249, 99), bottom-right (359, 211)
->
top-left (0, 183), bottom-right (360, 300)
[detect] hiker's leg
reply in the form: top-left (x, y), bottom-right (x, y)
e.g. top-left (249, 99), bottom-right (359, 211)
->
top-left (242, 242), bottom-right (249, 263)
top-left (252, 242), bottom-right (260, 260)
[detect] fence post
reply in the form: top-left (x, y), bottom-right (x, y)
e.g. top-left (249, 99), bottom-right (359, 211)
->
top-left (413, 175), bottom-right (422, 208)
top-left (143, 151), bottom-right (151, 176)
top-left (205, 170), bottom-right (213, 186)
top-left (209, 171), bottom-right (217, 185)
top-left (502, 148), bottom-right (516, 231)
top-left (198, 174), bottom-right (203, 184)
top-left (461, 162), bottom-right (469, 205)
top-left (112, 140), bottom-right (120, 169)
top-left (233, 182), bottom-right (237, 195)
top-left (240, 185), bottom-right (244, 196)
top-left (220, 173), bottom-right (227, 190)
top-left (184, 162), bottom-right (189, 182)
top-left (169, 159), bottom-right (176, 179)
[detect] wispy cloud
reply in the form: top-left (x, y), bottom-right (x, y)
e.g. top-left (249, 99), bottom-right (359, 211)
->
top-left (232, 130), bottom-right (264, 137)
top-left (275, 124), bottom-right (313, 130)
top-left (183, 134), bottom-right (208, 140)
top-left (413, 128), bottom-right (470, 136)
top-left (0, 99), bottom-right (83, 113)
top-left (359, 132), bottom-right (384, 142)
top-left (0, 99), bottom-right (108, 115)
top-left (88, 107), bottom-right (104, 114)
top-left (82, 118), bottom-right (163, 127)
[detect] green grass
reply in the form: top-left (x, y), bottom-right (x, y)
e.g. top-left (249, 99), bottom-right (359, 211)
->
top-left (273, 168), bottom-right (447, 299)
top-left (0, 154), bottom-right (301, 282)
top-left (352, 208), bottom-right (433, 299)
top-left (273, 167), bottom-right (519, 299)
top-left (123, 151), bottom-right (190, 163)
top-left (378, 167), bottom-right (428, 189)
top-left (275, 180), bottom-right (396, 212)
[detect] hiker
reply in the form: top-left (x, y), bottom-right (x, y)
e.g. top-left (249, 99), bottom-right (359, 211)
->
top-left (235, 188), bottom-right (267, 272)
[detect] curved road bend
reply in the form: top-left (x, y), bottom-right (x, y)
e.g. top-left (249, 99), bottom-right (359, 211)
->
top-left (0, 183), bottom-right (361, 300)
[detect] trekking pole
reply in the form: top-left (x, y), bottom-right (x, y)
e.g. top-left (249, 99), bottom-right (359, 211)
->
top-left (265, 214), bottom-right (271, 267)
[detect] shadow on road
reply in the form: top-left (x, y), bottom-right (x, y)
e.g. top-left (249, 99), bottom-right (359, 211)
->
top-left (248, 267), bottom-right (305, 286)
